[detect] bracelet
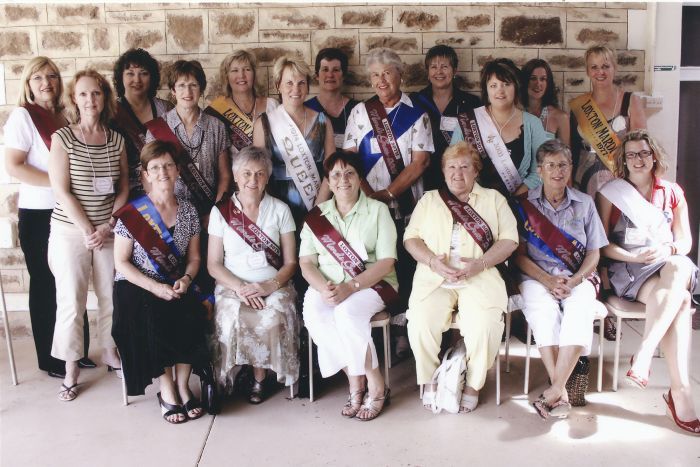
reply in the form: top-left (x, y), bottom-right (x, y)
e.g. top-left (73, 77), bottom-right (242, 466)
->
top-left (579, 273), bottom-right (585, 285)
top-left (386, 188), bottom-right (396, 200)
top-left (428, 255), bottom-right (436, 270)
top-left (669, 243), bottom-right (678, 256)
top-left (480, 258), bottom-right (488, 271)
top-left (270, 278), bottom-right (281, 290)
top-left (184, 273), bottom-right (193, 282)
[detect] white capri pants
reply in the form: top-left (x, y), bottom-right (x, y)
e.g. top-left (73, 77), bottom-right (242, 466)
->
top-left (520, 279), bottom-right (598, 355)
top-left (303, 287), bottom-right (385, 377)
top-left (48, 221), bottom-right (116, 361)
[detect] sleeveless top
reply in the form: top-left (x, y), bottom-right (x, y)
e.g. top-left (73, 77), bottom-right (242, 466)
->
top-left (478, 125), bottom-right (525, 198)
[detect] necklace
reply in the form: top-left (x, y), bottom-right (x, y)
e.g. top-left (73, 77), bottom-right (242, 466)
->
top-left (290, 107), bottom-right (307, 135)
top-left (488, 106), bottom-right (517, 138)
top-left (232, 95), bottom-right (255, 119)
top-left (78, 123), bottom-right (112, 188)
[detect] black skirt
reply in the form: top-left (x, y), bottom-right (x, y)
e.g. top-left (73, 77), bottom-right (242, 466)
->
top-left (112, 280), bottom-right (209, 396)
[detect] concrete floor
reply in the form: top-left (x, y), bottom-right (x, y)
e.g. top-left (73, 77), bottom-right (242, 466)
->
top-left (1, 319), bottom-right (699, 467)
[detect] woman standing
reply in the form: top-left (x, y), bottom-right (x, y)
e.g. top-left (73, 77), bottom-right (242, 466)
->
top-left (305, 48), bottom-right (360, 150)
top-left (206, 50), bottom-right (278, 160)
top-left (112, 48), bottom-right (173, 199)
top-left (48, 69), bottom-right (128, 401)
top-left (520, 59), bottom-right (569, 146)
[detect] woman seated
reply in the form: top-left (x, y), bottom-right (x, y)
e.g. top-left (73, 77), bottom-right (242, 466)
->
top-left (113, 140), bottom-right (208, 424)
top-left (513, 140), bottom-right (608, 420)
top-left (597, 130), bottom-right (699, 435)
top-left (300, 151), bottom-right (398, 421)
top-left (207, 146), bottom-right (299, 404)
top-left (405, 141), bottom-right (519, 413)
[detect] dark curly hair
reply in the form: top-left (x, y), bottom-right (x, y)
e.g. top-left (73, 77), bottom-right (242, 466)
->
top-left (113, 48), bottom-right (161, 99)
top-left (520, 58), bottom-right (558, 109)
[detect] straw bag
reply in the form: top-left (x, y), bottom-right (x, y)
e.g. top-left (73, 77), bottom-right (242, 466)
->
top-left (565, 356), bottom-right (590, 407)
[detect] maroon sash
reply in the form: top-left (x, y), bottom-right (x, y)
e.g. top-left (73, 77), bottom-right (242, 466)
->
top-left (455, 109), bottom-right (487, 159)
top-left (145, 117), bottom-right (216, 216)
top-left (115, 100), bottom-right (148, 155)
top-left (439, 188), bottom-right (494, 252)
top-left (215, 198), bottom-right (283, 270)
top-left (365, 96), bottom-right (414, 216)
top-left (305, 206), bottom-right (399, 307)
top-left (23, 104), bottom-right (63, 150)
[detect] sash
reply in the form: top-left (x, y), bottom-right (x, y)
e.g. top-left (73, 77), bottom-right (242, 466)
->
top-left (145, 117), bottom-right (216, 216)
top-left (204, 96), bottom-right (253, 151)
top-left (114, 100), bottom-right (148, 154)
top-left (599, 178), bottom-right (672, 245)
top-left (305, 206), bottom-right (399, 307)
top-left (266, 106), bottom-right (321, 211)
top-left (438, 188), bottom-right (493, 253)
top-left (472, 106), bottom-right (523, 194)
top-left (569, 93), bottom-right (620, 172)
top-left (215, 197), bottom-right (283, 269)
top-left (456, 109), bottom-right (487, 160)
top-left (364, 96), bottom-right (415, 215)
top-left (113, 195), bottom-right (213, 305)
top-left (23, 103), bottom-right (62, 150)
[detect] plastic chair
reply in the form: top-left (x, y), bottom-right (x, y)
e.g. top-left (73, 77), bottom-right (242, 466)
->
top-left (307, 310), bottom-right (390, 403)
top-left (604, 296), bottom-right (647, 391)
top-left (0, 278), bottom-right (18, 385)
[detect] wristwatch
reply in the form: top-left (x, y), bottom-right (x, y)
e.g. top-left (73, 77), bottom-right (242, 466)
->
top-left (352, 280), bottom-right (361, 289)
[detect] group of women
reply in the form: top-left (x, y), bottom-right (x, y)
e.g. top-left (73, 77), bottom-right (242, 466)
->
top-left (5, 41), bottom-right (698, 434)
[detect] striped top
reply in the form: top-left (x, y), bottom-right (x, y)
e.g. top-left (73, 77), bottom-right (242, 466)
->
top-left (51, 127), bottom-right (124, 227)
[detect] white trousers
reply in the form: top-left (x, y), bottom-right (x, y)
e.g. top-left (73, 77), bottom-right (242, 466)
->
top-left (303, 287), bottom-right (385, 377)
top-left (48, 222), bottom-right (116, 361)
top-left (520, 279), bottom-right (598, 355)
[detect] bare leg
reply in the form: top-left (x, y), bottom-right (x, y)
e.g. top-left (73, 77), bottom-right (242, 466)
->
top-left (542, 346), bottom-right (582, 404)
top-left (60, 360), bottom-right (80, 400)
top-left (252, 367), bottom-right (266, 383)
top-left (356, 346), bottom-right (386, 420)
top-left (175, 364), bottom-right (202, 419)
top-left (159, 368), bottom-right (184, 423)
top-left (341, 368), bottom-right (366, 417)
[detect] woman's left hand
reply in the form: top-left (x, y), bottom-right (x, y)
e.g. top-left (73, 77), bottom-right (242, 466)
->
top-left (237, 281), bottom-right (276, 299)
top-left (85, 223), bottom-right (113, 250)
top-left (172, 276), bottom-right (190, 295)
top-left (325, 282), bottom-right (354, 306)
top-left (456, 257), bottom-right (486, 281)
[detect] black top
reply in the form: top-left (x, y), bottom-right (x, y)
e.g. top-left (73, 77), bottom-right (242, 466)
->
top-left (479, 125), bottom-right (524, 198)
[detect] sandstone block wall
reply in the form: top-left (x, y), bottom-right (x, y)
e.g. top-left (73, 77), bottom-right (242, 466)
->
top-left (0, 2), bottom-right (647, 294)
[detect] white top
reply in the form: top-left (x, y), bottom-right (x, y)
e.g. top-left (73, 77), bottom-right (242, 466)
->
top-left (3, 107), bottom-right (56, 209)
top-left (208, 192), bottom-right (296, 283)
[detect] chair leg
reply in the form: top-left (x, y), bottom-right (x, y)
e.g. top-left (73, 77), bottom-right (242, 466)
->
top-left (524, 324), bottom-right (531, 395)
top-left (419, 384), bottom-right (423, 399)
top-left (308, 333), bottom-right (314, 402)
top-left (613, 316), bottom-right (622, 391)
top-left (121, 369), bottom-right (128, 406)
top-left (505, 311), bottom-right (512, 373)
top-left (496, 348), bottom-right (501, 406)
top-left (0, 279), bottom-right (18, 385)
top-left (597, 317), bottom-right (604, 393)
top-left (383, 323), bottom-right (390, 389)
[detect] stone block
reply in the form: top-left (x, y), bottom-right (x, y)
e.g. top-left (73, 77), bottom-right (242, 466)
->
top-left (393, 5), bottom-right (446, 32)
top-left (400, 55), bottom-right (429, 91)
top-left (0, 247), bottom-right (24, 269)
top-left (259, 7), bottom-right (334, 30)
top-left (616, 50), bottom-right (644, 72)
top-left (539, 49), bottom-right (587, 71)
top-left (119, 22), bottom-right (167, 55)
top-left (495, 6), bottom-right (565, 48)
top-left (106, 3), bottom-right (183, 12)
top-left (260, 31), bottom-right (311, 43)
top-left (0, 106), bottom-right (13, 141)
top-left (447, 5), bottom-right (494, 33)
top-left (567, 8), bottom-right (627, 23)
top-left (74, 58), bottom-right (116, 76)
top-left (335, 6), bottom-right (392, 29)
top-left (1, 269), bottom-right (24, 293)
top-left (88, 25), bottom-right (120, 57)
top-left (4, 80), bottom-right (21, 107)
top-left (248, 42), bottom-right (311, 66)
top-left (567, 22), bottom-right (627, 49)
top-left (177, 54), bottom-right (229, 71)
top-left (37, 26), bottom-right (89, 58)
top-left (360, 33), bottom-right (422, 55)
top-left (0, 4), bottom-right (47, 26)
top-left (0, 28), bottom-right (37, 59)
top-left (563, 71), bottom-right (589, 93)
top-left (422, 32), bottom-right (494, 50)
top-left (106, 10), bottom-right (165, 24)
top-left (311, 29), bottom-right (360, 66)
top-left (166, 10), bottom-right (208, 54)
top-left (209, 43), bottom-right (233, 54)
top-left (614, 72), bottom-right (644, 92)
top-left (605, 2), bottom-right (646, 9)
top-left (0, 218), bottom-right (18, 249)
top-left (455, 72), bottom-right (482, 93)
top-left (343, 65), bottom-right (372, 94)
top-left (4, 58), bottom-right (75, 80)
top-left (473, 48), bottom-right (539, 69)
top-left (47, 5), bottom-right (104, 25)
top-left (209, 9), bottom-right (258, 44)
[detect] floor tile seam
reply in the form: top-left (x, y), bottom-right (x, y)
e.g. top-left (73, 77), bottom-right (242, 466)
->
top-left (195, 414), bottom-right (216, 466)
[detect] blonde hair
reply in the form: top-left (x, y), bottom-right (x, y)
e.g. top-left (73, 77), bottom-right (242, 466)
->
top-left (613, 129), bottom-right (668, 178)
top-left (219, 50), bottom-right (262, 98)
top-left (18, 56), bottom-right (64, 110)
top-left (442, 141), bottom-right (482, 173)
top-left (584, 45), bottom-right (617, 71)
top-left (63, 69), bottom-right (117, 125)
top-left (272, 56), bottom-right (312, 91)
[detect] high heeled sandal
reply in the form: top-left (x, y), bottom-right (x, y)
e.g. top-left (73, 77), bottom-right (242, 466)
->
top-left (157, 392), bottom-right (186, 424)
top-left (341, 389), bottom-right (366, 418)
top-left (248, 379), bottom-right (266, 405)
top-left (183, 396), bottom-right (205, 420)
top-left (459, 393), bottom-right (478, 413)
top-left (355, 388), bottom-right (390, 422)
top-left (625, 356), bottom-right (649, 389)
top-left (663, 390), bottom-right (700, 435)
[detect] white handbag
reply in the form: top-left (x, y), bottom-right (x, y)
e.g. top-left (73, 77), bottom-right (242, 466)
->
top-left (425, 339), bottom-right (467, 414)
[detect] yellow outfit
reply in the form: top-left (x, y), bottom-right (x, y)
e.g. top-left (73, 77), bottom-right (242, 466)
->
top-left (405, 186), bottom-right (519, 387)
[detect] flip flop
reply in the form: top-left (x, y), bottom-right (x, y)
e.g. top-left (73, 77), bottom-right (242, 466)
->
top-left (532, 395), bottom-right (551, 420)
top-left (58, 383), bottom-right (79, 402)
top-left (549, 400), bottom-right (572, 419)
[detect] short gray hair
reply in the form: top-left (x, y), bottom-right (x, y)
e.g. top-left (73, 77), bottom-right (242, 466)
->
top-left (536, 139), bottom-right (572, 165)
top-left (232, 145), bottom-right (273, 176)
top-left (365, 48), bottom-right (403, 75)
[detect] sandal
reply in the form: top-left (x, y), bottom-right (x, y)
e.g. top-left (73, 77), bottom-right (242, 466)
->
top-left (459, 393), bottom-right (478, 413)
top-left (626, 356), bottom-right (649, 390)
top-left (58, 383), bottom-right (79, 402)
top-left (184, 397), bottom-right (205, 420)
top-left (157, 392), bottom-right (186, 425)
top-left (249, 379), bottom-right (265, 405)
top-left (533, 394), bottom-right (552, 420)
top-left (341, 389), bottom-right (366, 418)
top-left (355, 388), bottom-right (391, 422)
top-left (549, 400), bottom-right (572, 419)
top-left (421, 387), bottom-right (436, 412)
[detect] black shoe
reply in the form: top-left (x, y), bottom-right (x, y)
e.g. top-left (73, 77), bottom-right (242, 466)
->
top-left (47, 370), bottom-right (66, 379)
top-left (78, 357), bottom-right (97, 369)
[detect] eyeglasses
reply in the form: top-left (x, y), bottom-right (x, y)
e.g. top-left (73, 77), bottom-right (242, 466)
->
top-left (624, 150), bottom-right (653, 161)
top-left (147, 162), bottom-right (177, 173)
top-left (540, 162), bottom-right (571, 172)
top-left (329, 170), bottom-right (358, 181)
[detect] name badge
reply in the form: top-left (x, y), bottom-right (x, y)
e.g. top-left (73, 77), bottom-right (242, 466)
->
top-left (624, 227), bottom-right (646, 246)
top-left (370, 137), bottom-right (380, 154)
top-left (247, 250), bottom-right (268, 270)
top-left (93, 177), bottom-right (114, 195)
top-left (334, 133), bottom-right (345, 149)
top-left (440, 116), bottom-right (458, 132)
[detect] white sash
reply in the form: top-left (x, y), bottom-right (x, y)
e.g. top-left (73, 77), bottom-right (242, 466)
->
top-left (599, 178), bottom-right (672, 245)
top-left (267, 106), bottom-right (321, 210)
top-left (473, 106), bottom-right (523, 194)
